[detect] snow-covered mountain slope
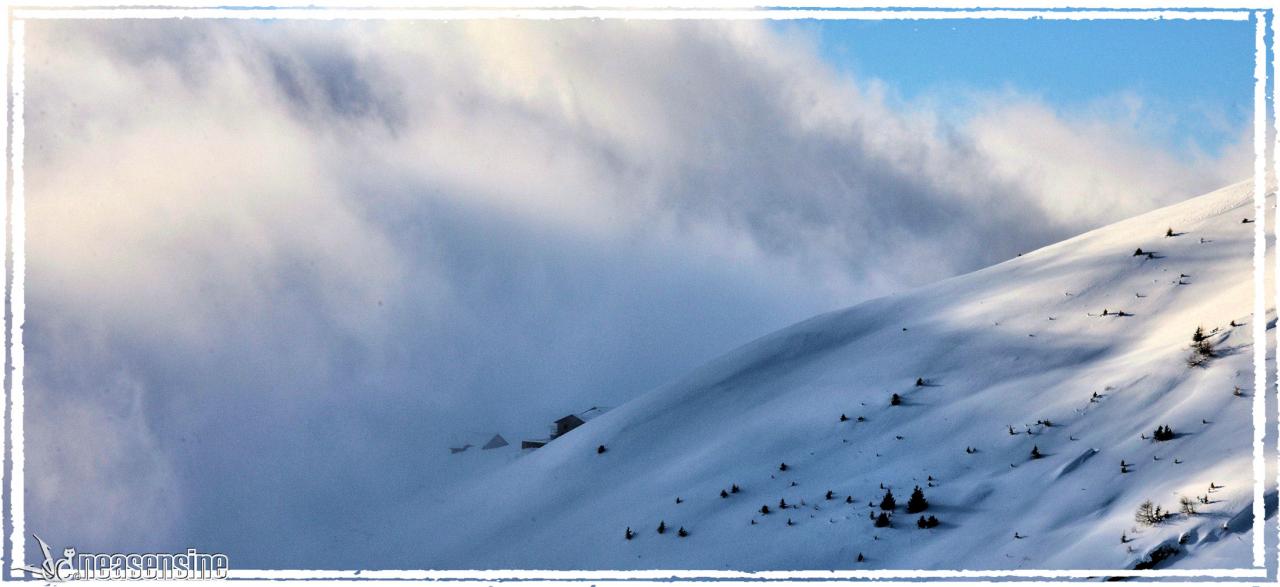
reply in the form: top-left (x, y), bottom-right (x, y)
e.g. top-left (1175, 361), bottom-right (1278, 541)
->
top-left (399, 181), bottom-right (1274, 571)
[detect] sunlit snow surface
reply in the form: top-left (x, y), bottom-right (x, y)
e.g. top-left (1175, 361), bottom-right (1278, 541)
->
top-left (395, 181), bottom-right (1273, 571)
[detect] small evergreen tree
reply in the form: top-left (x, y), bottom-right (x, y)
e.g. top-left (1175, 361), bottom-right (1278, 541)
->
top-left (1188, 327), bottom-right (1215, 365)
top-left (677, 526), bottom-right (688, 537)
top-left (675, 497), bottom-right (683, 504)
top-left (721, 489), bottom-right (729, 498)
top-left (1030, 445), bottom-right (1042, 459)
top-left (597, 445), bottom-right (607, 454)
top-left (906, 486), bottom-right (929, 513)
top-left (1180, 495), bottom-right (1197, 515)
top-left (1166, 227), bottom-right (1174, 237)
top-left (874, 512), bottom-right (891, 528)
top-left (879, 488), bottom-right (896, 511)
top-left (845, 495), bottom-right (853, 504)
top-left (657, 521), bottom-right (666, 534)
top-left (926, 515), bottom-right (939, 528)
top-left (840, 414), bottom-right (849, 422)
top-left (731, 484), bottom-right (740, 493)
top-left (625, 527), bottom-right (633, 540)
top-left (917, 516), bottom-right (928, 528)
top-left (856, 553), bottom-right (864, 562)
top-left (760, 505), bottom-right (770, 515)
top-left (779, 462), bottom-right (789, 472)
top-left (891, 393), bottom-right (902, 406)
top-left (826, 490), bottom-right (834, 500)
top-left (916, 377), bottom-right (925, 387)
top-left (1134, 248), bottom-right (1145, 256)
top-left (779, 498), bottom-right (788, 509)
top-left (786, 518), bottom-right (795, 526)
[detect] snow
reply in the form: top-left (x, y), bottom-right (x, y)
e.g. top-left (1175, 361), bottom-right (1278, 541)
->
top-left (394, 180), bottom-right (1273, 572)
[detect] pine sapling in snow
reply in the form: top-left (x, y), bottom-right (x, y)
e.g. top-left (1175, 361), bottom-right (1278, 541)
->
top-left (905, 486), bottom-right (929, 514)
top-left (1188, 326), bottom-right (1216, 367)
top-left (880, 489), bottom-right (896, 511)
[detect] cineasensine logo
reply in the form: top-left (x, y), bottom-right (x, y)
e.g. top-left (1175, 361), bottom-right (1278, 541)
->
top-left (13, 535), bottom-right (229, 580)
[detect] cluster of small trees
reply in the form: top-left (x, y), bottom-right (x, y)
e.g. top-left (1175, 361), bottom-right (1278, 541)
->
top-left (870, 485), bottom-right (939, 529)
top-left (1135, 500), bottom-right (1170, 526)
top-left (1153, 425), bottom-right (1175, 441)
top-left (634, 521), bottom-right (687, 539)
top-left (1188, 326), bottom-right (1216, 368)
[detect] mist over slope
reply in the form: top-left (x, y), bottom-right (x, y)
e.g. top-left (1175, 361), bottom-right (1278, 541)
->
top-left (397, 181), bottom-right (1273, 571)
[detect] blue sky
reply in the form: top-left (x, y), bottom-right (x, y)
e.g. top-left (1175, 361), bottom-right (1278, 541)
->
top-left (785, 16), bottom-right (1256, 157)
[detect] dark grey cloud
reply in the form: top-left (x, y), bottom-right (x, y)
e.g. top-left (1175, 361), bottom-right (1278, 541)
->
top-left (22, 18), bottom-right (1247, 569)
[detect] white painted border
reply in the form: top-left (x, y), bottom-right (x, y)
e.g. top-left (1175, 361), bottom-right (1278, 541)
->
top-left (3, 4), bottom-right (1273, 583)
top-left (1252, 6), bottom-right (1269, 573)
top-left (8, 7), bottom-right (1258, 20)
top-left (226, 568), bottom-right (1272, 580)
top-left (8, 17), bottom-right (24, 581)
top-left (0, 5), bottom-right (10, 580)
top-left (1269, 6), bottom-right (1280, 580)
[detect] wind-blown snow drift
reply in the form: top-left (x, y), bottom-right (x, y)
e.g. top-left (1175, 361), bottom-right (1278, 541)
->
top-left (396, 181), bottom-right (1272, 571)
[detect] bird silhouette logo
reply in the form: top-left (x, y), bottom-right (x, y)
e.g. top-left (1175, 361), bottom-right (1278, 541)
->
top-left (12, 534), bottom-right (75, 581)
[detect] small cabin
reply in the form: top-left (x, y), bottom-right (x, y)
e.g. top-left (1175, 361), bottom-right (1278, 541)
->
top-left (522, 407), bottom-right (609, 450)
top-left (552, 414), bottom-right (586, 438)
